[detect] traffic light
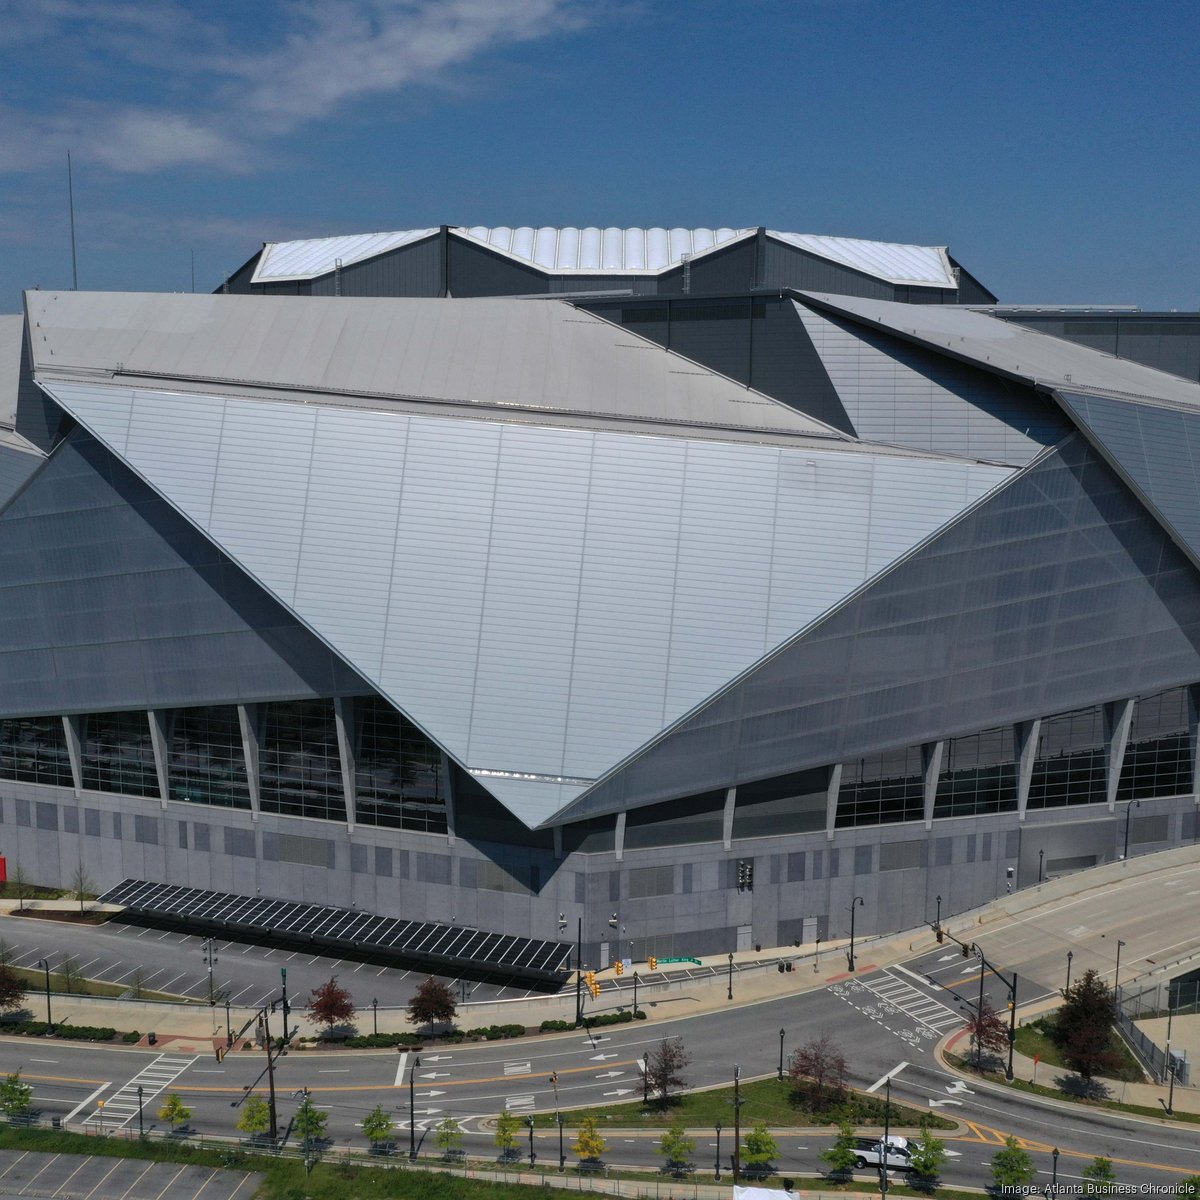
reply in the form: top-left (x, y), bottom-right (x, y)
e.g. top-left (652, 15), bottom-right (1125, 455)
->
top-left (214, 1045), bottom-right (225, 1062)
top-left (936, 928), bottom-right (944, 943)
top-left (615, 960), bottom-right (624, 976)
top-left (585, 970), bottom-right (599, 998)
top-left (648, 956), bottom-right (657, 971)
top-left (961, 941), bottom-right (970, 958)
top-left (736, 859), bottom-right (754, 892)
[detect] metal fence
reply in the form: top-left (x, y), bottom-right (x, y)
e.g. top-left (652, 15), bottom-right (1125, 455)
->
top-left (1115, 972), bottom-right (1196, 1086)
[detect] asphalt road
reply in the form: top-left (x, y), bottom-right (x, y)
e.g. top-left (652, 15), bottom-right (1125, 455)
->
top-left (3, 855), bottom-right (1198, 1191)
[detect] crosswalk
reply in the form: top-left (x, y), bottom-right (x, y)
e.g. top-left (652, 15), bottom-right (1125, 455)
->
top-left (862, 968), bottom-right (963, 1034)
top-left (83, 1053), bottom-right (198, 1130)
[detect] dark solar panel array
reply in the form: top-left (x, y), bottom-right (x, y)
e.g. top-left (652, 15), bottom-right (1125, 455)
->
top-left (99, 878), bottom-right (571, 977)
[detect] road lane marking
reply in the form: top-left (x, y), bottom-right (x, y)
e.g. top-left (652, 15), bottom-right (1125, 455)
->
top-left (62, 1082), bottom-right (111, 1124)
top-left (394, 1051), bottom-right (408, 1087)
top-left (866, 1062), bottom-right (909, 1092)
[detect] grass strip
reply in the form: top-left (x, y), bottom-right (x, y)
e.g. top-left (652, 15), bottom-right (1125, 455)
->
top-left (529, 1076), bottom-right (956, 1130)
top-left (6, 963), bottom-right (181, 1003)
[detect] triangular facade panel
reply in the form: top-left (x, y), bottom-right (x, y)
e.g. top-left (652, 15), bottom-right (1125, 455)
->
top-left (0, 429), bottom-right (368, 718)
top-left (560, 434), bottom-right (1200, 822)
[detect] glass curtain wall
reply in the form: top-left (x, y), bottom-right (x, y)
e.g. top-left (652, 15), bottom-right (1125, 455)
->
top-left (259, 700), bottom-right (346, 821)
top-left (169, 705), bottom-right (251, 809)
top-left (837, 746), bottom-right (924, 826)
top-left (81, 710), bottom-right (158, 796)
top-left (1117, 687), bottom-right (1192, 802)
top-left (1027, 705), bottom-right (1106, 809)
top-left (0, 716), bottom-right (73, 787)
top-left (354, 696), bottom-right (446, 833)
top-left (934, 726), bottom-right (1018, 817)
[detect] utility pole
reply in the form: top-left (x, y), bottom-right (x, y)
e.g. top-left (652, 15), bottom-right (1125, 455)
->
top-left (732, 1064), bottom-right (742, 1183)
top-left (280, 967), bottom-right (290, 1042)
top-left (260, 1003), bottom-right (279, 1141)
top-left (202, 938), bottom-right (218, 1005)
top-left (575, 917), bottom-right (583, 1026)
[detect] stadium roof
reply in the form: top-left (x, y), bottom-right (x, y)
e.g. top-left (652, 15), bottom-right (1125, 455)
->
top-left (247, 225), bottom-right (959, 287)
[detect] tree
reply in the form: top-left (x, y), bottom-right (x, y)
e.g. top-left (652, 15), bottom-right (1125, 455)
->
top-left (435, 1116), bottom-right (464, 1159)
top-left (990, 1136), bottom-right (1036, 1193)
top-left (0, 966), bottom-right (25, 1015)
top-left (645, 1036), bottom-right (690, 1107)
top-left (236, 1094), bottom-right (271, 1140)
top-left (789, 1032), bottom-right (849, 1112)
top-left (659, 1121), bottom-right (695, 1174)
top-left (908, 1127), bottom-right (948, 1188)
top-left (1056, 969), bottom-right (1118, 1080)
top-left (8, 867), bottom-right (31, 913)
top-left (573, 1115), bottom-right (606, 1163)
top-left (742, 1120), bottom-right (780, 1176)
top-left (294, 1094), bottom-right (328, 1148)
top-left (362, 1104), bottom-right (395, 1151)
top-left (966, 998), bottom-right (1010, 1067)
top-left (407, 975), bottom-right (457, 1035)
top-left (494, 1107), bottom-right (520, 1159)
top-left (0, 1072), bottom-right (32, 1123)
top-left (158, 1093), bottom-right (191, 1131)
top-left (1176, 1176), bottom-right (1200, 1198)
top-left (306, 976), bottom-right (355, 1040)
top-left (820, 1116), bottom-right (858, 1179)
top-left (128, 968), bottom-right (147, 1000)
top-left (57, 956), bottom-right (84, 995)
top-left (69, 862), bottom-right (94, 914)
top-left (1083, 1157), bottom-right (1117, 1194)
top-left (0, 939), bottom-right (14, 967)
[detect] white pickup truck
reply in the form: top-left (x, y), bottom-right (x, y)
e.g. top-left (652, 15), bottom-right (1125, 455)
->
top-left (852, 1137), bottom-right (913, 1171)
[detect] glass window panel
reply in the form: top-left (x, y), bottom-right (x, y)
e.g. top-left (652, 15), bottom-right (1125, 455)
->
top-left (354, 696), bottom-right (446, 834)
top-left (934, 726), bottom-right (1018, 818)
top-left (260, 700), bottom-right (345, 822)
top-left (837, 746), bottom-right (924, 827)
top-left (168, 705), bottom-right (251, 809)
top-left (81, 711), bottom-right (158, 797)
top-left (1117, 686), bottom-right (1192, 802)
top-left (0, 716), bottom-right (73, 787)
top-left (1027, 704), bottom-right (1106, 809)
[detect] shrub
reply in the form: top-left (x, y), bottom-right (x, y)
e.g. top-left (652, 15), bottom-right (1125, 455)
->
top-left (122, 1031), bottom-right (141, 1044)
top-left (343, 1032), bottom-right (424, 1049)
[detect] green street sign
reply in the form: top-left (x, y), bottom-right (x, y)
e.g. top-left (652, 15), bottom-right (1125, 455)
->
top-left (657, 956), bottom-right (702, 966)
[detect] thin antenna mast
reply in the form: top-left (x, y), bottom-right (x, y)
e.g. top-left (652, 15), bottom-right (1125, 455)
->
top-left (67, 151), bottom-right (78, 290)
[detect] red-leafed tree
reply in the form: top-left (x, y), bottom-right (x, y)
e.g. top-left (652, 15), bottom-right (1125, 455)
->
top-left (967, 998), bottom-right (1010, 1068)
top-left (307, 976), bottom-right (355, 1039)
top-left (788, 1032), bottom-right (849, 1112)
top-left (408, 976), bottom-right (457, 1035)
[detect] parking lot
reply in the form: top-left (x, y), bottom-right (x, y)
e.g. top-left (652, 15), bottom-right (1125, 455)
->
top-left (0, 1149), bottom-right (260, 1199)
top-left (0, 913), bottom-right (556, 1016)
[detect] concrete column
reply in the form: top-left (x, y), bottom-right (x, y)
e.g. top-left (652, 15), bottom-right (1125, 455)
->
top-left (1015, 719), bottom-right (1041, 820)
top-left (614, 811), bottom-right (626, 863)
top-left (722, 786), bottom-right (737, 851)
top-left (237, 704), bottom-right (261, 819)
top-left (333, 697), bottom-right (358, 831)
top-left (147, 709), bottom-right (174, 809)
top-left (440, 752), bottom-right (456, 844)
top-left (1104, 697), bottom-right (1136, 811)
top-left (922, 741), bottom-right (944, 830)
top-left (61, 714), bottom-right (83, 795)
top-left (826, 763), bottom-right (843, 839)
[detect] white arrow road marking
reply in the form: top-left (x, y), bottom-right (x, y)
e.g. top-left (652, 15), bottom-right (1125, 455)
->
top-left (602, 1089), bottom-right (635, 1097)
top-left (422, 1055), bottom-right (453, 1062)
top-left (596, 1071), bottom-right (624, 1079)
top-left (589, 1053), bottom-right (618, 1061)
top-left (867, 1062), bottom-right (909, 1093)
top-left (946, 1081), bottom-right (975, 1094)
top-left (582, 1037), bottom-right (610, 1045)
top-left (937, 954), bottom-right (960, 962)
top-left (506, 1094), bottom-right (535, 1108)
top-left (960, 964), bottom-right (981, 974)
top-left (420, 1072), bottom-right (451, 1080)
top-left (943, 1149), bottom-right (962, 1157)
top-left (928, 1099), bottom-right (963, 1108)
top-left (394, 1052), bottom-right (408, 1087)
top-left (412, 1107), bottom-right (443, 1115)
top-left (417, 1091), bottom-right (446, 1098)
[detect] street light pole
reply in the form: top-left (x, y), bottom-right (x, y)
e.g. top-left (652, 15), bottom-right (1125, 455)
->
top-left (1065, 950), bottom-right (1074, 995)
top-left (527, 1115), bottom-right (535, 1166)
top-left (642, 1052), bottom-right (649, 1104)
top-left (260, 1003), bottom-right (278, 1142)
top-left (881, 1075), bottom-right (891, 1197)
top-left (727, 952), bottom-right (734, 1001)
top-left (632, 971), bottom-right (639, 1016)
top-left (225, 993), bottom-right (233, 1048)
top-left (1038, 849), bottom-right (1045, 883)
top-left (715, 1123), bottom-right (722, 1180)
top-left (976, 947), bottom-right (986, 1071)
top-left (1122, 798), bottom-right (1141, 861)
top-left (372, 997), bottom-right (378, 1037)
top-left (137, 1085), bottom-right (144, 1136)
top-left (409, 1054), bottom-right (422, 1161)
top-left (279, 967), bottom-right (289, 1043)
top-left (202, 937), bottom-right (217, 1005)
top-left (732, 1064), bottom-right (742, 1184)
top-left (575, 917), bottom-right (583, 1026)
top-left (1052, 1147), bottom-right (1059, 1193)
top-left (778, 1028), bottom-right (785, 1081)
top-left (558, 1113), bottom-right (565, 1171)
top-left (1114, 940), bottom-right (1125, 1001)
top-left (848, 896), bottom-right (864, 972)
top-left (35, 959), bottom-right (52, 1033)
top-left (935, 894), bottom-right (942, 930)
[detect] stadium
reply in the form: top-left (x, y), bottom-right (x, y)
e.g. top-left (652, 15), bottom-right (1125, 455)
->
top-left (2, 224), bottom-right (1199, 980)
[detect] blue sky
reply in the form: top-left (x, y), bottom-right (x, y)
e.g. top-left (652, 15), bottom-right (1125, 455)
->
top-left (1, 0), bottom-right (1197, 311)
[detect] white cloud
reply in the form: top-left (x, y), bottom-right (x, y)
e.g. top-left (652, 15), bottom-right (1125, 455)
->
top-left (0, 0), bottom-right (594, 175)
